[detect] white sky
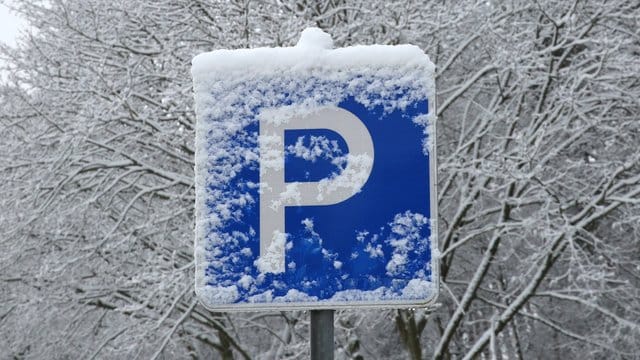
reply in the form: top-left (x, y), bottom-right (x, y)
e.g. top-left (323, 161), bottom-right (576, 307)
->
top-left (0, 2), bottom-right (25, 47)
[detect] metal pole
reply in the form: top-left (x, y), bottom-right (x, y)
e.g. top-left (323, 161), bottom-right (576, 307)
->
top-left (310, 309), bottom-right (334, 360)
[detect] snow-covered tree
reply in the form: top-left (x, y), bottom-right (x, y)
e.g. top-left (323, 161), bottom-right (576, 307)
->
top-left (1, 0), bottom-right (638, 358)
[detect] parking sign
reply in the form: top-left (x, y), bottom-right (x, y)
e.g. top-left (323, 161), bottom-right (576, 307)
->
top-left (192, 28), bottom-right (438, 310)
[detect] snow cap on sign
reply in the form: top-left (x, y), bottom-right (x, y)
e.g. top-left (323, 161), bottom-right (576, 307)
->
top-left (191, 27), bottom-right (434, 76)
top-left (295, 27), bottom-right (333, 49)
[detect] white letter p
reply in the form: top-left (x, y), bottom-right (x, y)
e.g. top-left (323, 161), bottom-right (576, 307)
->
top-left (256, 107), bottom-right (375, 273)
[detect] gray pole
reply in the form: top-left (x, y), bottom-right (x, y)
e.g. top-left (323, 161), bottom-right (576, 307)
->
top-left (310, 309), bottom-right (334, 360)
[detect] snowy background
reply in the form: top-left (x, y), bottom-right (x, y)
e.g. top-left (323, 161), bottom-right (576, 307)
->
top-left (0, 2), bottom-right (23, 47)
top-left (1, 0), bottom-right (639, 359)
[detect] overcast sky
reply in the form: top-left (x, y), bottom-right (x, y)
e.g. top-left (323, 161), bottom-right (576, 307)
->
top-left (0, 2), bottom-right (25, 47)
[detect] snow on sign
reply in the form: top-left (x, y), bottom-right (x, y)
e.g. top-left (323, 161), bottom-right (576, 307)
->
top-left (192, 28), bottom-right (438, 311)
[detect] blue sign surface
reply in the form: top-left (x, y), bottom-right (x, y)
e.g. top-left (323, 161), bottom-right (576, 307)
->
top-left (192, 36), bottom-right (437, 310)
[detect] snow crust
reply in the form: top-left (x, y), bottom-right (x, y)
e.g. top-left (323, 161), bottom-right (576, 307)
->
top-left (254, 231), bottom-right (287, 273)
top-left (192, 28), bottom-right (437, 310)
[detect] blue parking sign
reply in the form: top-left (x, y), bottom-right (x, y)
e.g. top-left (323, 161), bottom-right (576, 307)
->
top-left (192, 28), bottom-right (438, 310)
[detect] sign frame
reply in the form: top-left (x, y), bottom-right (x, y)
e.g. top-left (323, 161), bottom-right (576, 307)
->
top-left (192, 28), bottom-right (439, 311)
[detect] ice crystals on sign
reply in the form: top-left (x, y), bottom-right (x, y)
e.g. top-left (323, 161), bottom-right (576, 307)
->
top-left (192, 27), bottom-right (437, 310)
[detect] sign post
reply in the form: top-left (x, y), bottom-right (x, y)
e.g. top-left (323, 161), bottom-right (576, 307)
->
top-left (192, 27), bottom-right (438, 356)
top-left (310, 309), bottom-right (334, 360)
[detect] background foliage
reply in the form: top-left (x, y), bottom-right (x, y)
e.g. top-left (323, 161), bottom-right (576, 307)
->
top-left (1, 0), bottom-right (639, 358)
